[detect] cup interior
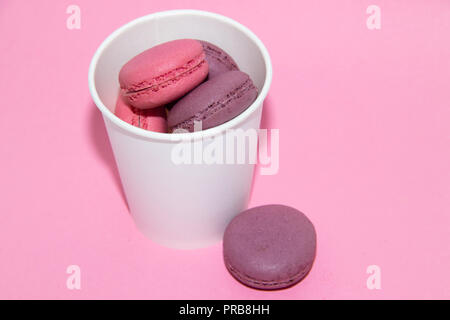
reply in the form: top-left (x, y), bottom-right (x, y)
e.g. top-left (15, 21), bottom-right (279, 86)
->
top-left (90, 10), bottom-right (271, 140)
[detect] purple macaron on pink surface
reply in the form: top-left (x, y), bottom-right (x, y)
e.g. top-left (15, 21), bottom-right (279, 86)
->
top-left (223, 205), bottom-right (317, 290)
top-left (167, 70), bottom-right (258, 132)
top-left (119, 39), bottom-right (209, 109)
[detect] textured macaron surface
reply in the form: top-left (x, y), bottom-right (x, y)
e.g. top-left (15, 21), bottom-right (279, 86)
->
top-left (223, 205), bottom-right (317, 290)
top-left (114, 95), bottom-right (167, 133)
top-left (200, 41), bottom-right (239, 78)
top-left (119, 39), bottom-right (208, 109)
top-left (168, 71), bottom-right (257, 132)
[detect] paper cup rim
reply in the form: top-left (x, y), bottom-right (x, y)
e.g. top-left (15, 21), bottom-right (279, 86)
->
top-left (88, 9), bottom-right (272, 141)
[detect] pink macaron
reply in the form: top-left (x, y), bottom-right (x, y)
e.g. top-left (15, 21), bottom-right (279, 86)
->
top-left (114, 95), bottom-right (167, 133)
top-left (119, 39), bottom-right (209, 109)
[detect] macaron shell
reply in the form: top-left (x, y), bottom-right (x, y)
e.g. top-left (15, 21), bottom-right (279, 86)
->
top-left (119, 39), bottom-right (209, 109)
top-left (168, 71), bottom-right (257, 132)
top-left (201, 84), bottom-right (257, 131)
top-left (223, 205), bottom-right (317, 290)
top-left (200, 41), bottom-right (239, 78)
top-left (119, 39), bottom-right (204, 90)
top-left (114, 95), bottom-right (168, 133)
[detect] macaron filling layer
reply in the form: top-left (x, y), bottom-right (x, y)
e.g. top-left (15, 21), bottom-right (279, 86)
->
top-left (123, 53), bottom-right (207, 98)
top-left (225, 260), bottom-right (311, 289)
top-left (173, 77), bottom-right (256, 130)
top-left (131, 107), bottom-right (152, 129)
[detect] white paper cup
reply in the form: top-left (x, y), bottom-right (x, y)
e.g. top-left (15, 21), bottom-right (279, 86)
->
top-left (88, 10), bottom-right (272, 249)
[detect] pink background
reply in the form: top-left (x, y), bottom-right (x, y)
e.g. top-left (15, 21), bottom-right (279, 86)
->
top-left (0, 0), bottom-right (449, 299)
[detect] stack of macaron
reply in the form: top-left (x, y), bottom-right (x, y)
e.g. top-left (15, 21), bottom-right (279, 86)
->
top-left (115, 39), bottom-right (258, 133)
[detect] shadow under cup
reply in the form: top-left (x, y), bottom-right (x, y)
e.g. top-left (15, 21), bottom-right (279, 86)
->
top-left (89, 10), bottom-right (272, 249)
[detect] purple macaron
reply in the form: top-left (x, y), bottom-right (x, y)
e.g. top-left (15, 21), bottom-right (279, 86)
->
top-left (167, 71), bottom-right (258, 132)
top-left (223, 205), bottom-right (317, 290)
top-left (200, 41), bottom-right (239, 78)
